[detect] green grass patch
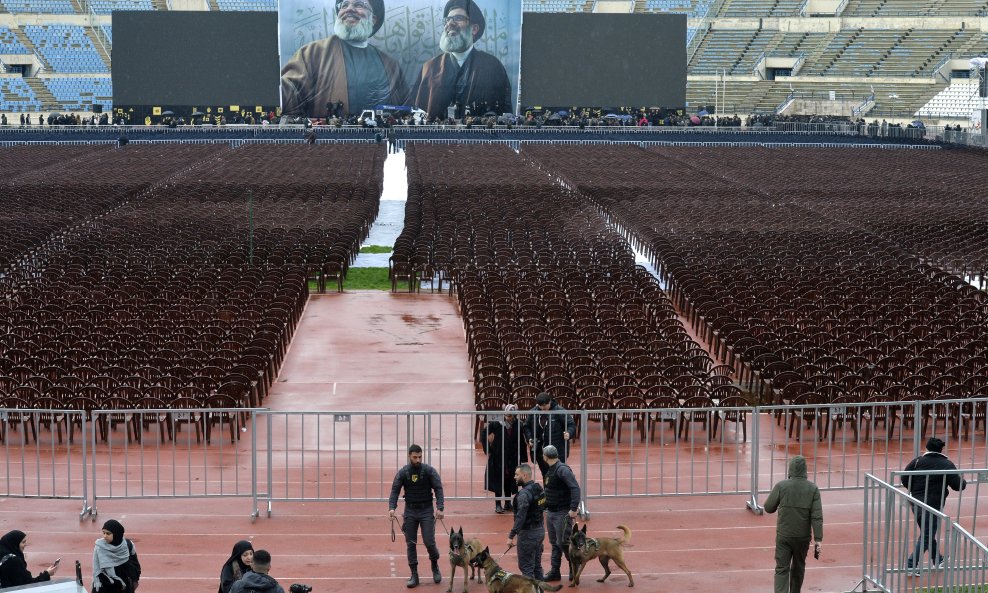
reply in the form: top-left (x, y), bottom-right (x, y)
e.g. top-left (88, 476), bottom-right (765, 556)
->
top-left (344, 267), bottom-right (391, 290)
top-left (359, 245), bottom-right (393, 254)
top-left (917, 585), bottom-right (988, 593)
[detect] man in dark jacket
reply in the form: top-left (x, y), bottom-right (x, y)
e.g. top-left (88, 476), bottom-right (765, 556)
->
top-left (524, 392), bottom-right (576, 476)
top-left (507, 463), bottom-right (546, 579)
top-left (229, 550), bottom-right (284, 593)
top-left (541, 445), bottom-right (580, 582)
top-left (764, 455), bottom-right (823, 593)
top-left (388, 444), bottom-right (445, 588)
top-left (407, 0), bottom-right (512, 119)
top-left (901, 437), bottom-right (966, 575)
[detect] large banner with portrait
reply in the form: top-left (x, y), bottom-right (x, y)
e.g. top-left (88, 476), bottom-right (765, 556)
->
top-left (279, 0), bottom-right (521, 119)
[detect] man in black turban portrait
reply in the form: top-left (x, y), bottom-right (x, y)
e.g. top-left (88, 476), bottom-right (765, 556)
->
top-left (281, 0), bottom-right (410, 118)
top-left (408, 0), bottom-right (512, 119)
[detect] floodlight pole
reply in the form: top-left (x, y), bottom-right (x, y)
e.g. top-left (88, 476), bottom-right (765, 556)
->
top-left (248, 189), bottom-right (254, 267)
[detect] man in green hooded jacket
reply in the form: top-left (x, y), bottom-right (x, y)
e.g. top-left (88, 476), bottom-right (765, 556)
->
top-left (764, 455), bottom-right (823, 593)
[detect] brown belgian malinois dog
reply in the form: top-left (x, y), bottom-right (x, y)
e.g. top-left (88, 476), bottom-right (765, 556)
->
top-left (567, 524), bottom-right (634, 587)
top-left (468, 547), bottom-right (563, 593)
top-left (448, 527), bottom-right (484, 593)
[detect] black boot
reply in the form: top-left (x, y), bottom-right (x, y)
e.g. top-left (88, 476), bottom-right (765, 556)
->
top-left (431, 559), bottom-right (442, 583)
top-left (495, 502), bottom-right (504, 514)
top-left (407, 568), bottom-right (419, 588)
top-left (545, 570), bottom-right (562, 582)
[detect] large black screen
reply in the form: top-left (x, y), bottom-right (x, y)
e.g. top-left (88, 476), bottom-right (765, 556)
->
top-left (520, 13), bottom-right (686, 109)
top-left (112, 12), bottom-right (280, 106)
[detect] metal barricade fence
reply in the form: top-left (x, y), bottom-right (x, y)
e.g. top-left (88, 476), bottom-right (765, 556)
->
top-left (889, 469), bottom-right (987, 536)
top-left (6, 399), bottom-right (986, 521)
top-left (861, 473), bottom-right (988, 593)
top-left (88, 409), bottom-right (257, 519)
top-left (0, 408), bottom-right (89, 518)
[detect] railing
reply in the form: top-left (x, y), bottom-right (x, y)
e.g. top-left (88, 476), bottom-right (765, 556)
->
top-left (852, 93), bottom-right (875, 118)
top-left (2, 398), bottom-right (985, 522)
top-left (860, 473), bottom-right (988, 593)
top-left (0, 409), bottom-right (90, 518)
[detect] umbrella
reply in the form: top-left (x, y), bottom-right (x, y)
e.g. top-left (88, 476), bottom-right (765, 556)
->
top-left (161, 110), bottom-right (175, 116)
top-left (191, 111), bottom-right (205, 117)
top-left (556, 110), bottom-right (568, 116)
top-left (911, 120), bottom-right (925, 128)
top-left (603, 114), bottom-right (621, 119)
top-left (698, 110), bottom-right (709, 116)
top-left (547, 113), bottom-right (561, 120)
top-left (690, 115), bottom-right (701, 125)
top-left (484, 111), bottom-right (498, 116)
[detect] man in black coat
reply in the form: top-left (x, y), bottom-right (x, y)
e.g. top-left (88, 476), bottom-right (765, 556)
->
top-left (480, 403), bottom-right (528, 513)
top-left (901, 437), bottom-right (966, 575)
top-left (524, 392), bottom-right (576, 477)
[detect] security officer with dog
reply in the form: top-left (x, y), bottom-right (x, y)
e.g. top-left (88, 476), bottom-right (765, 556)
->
top-left (542, 444), bottom-right (581, 582)
top-left (389, 444), bottom-right (445, 588)
top-left (507, 463), bottom-right (546, 579)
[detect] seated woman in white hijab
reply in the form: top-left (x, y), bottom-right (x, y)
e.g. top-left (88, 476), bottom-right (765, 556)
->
top-left (93, 519), bottom-right (141, 593)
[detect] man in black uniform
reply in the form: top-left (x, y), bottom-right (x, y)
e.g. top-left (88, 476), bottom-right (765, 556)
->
top-left (542, 444), bottom-right (580, 582)
top-left (507, 463), bottom-right (545, 579)
top-left (389, 444), bottom-right (445, 588)
top-left (524, 392), bottom-right (576, 477)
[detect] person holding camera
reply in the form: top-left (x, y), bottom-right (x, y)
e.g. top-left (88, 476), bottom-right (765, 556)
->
top-left (0, 530), bottom-right (59, 588)
top-left (764, 455), bottom-right (823, 593)
top-left (389, 444), bottom-right (445, 588)
top-left (230, 550), bottom-right (283, 593)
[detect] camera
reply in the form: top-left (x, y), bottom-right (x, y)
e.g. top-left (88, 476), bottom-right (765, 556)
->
top-left (290, 585), bottom-right (312, 593)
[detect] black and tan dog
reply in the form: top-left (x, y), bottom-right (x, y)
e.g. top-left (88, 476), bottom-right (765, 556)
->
top-left (567, 524), bottom-right (634, 587)
top-left (468, 546), bottom-right (563, 593)
top-left (448, 527), bottom-right (484, 593)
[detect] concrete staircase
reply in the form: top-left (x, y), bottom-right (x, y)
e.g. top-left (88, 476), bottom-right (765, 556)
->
top-left (152, 0), bottom-right (169, 8)
top-left (24, 77), bottom-right (59, 111)
top-left (11, 26), bottom-right (51, 71)
top-left (208, 0), bottom-right (220, 10)
top-left (84, 26), bottom-right (111, 70)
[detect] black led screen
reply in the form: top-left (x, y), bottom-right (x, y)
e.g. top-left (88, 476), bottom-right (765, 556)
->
top-left (112, 11), bottom-right (280, 106)
top-left (520, 13), bottom-right (686, 108)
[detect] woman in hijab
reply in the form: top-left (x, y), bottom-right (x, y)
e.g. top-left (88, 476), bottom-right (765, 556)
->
top-left (218, 540), bottom-right (254, 593)
top-left (480, 404), bottom-right (528, 513)
top-left (92, 520), bottom-right (140, 593)
top-left (0, 530), bottom-right (58, 588)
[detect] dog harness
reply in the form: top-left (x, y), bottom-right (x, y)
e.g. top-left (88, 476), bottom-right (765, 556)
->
top-left (486, 568), bottom-right (512, 586)
top-left (580, 538), bottom-right (600, 554)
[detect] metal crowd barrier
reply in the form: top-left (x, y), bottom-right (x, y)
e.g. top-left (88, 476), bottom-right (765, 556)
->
top-left (2, 399), bottom-right (985, 522)
top-left (0, 408), bottom-right (89, 518)
top-left (860, 473), bottom-right (988, 593)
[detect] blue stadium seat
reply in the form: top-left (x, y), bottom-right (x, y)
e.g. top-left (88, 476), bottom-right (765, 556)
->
top-left (0, 26), bottom-right (30, 53)
top-left (88, 0), bottom-right (154, 14)
top-left (2, 0), bottom-right (77, 13)
top-left (23, 25), bottom-right (109, 73)
top-left (214, 0), bottom-right (277, 10)
top-left (42, 76), bottom-right (112, 111)
top-left (0, 77), bottom-right (42, 112)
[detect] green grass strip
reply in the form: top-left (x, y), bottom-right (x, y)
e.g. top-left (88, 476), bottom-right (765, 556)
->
top-left (343, 267), bottom-right (391, 290)
top-left (359, 245), bottom-right (393, 254)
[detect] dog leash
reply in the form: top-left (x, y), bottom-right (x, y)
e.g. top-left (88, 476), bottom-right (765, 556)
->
top-left (390, 516), bottom-right (404, 543)
top-left (497, 543), bottom-right (514, 560)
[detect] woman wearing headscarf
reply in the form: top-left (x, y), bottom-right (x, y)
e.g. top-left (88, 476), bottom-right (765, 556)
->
top-left (480, 404), bottom-right (529, 513)
top-left (0, 530), bottom-right (58, 588)
top-left (218, 540), bottom-right (254, 593)
top-left (93, 520), bottom-right (140, 593)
